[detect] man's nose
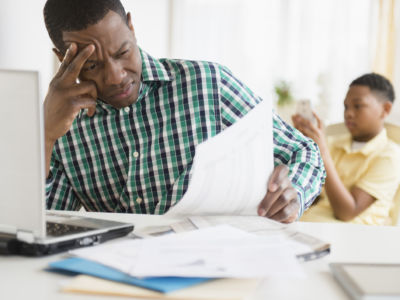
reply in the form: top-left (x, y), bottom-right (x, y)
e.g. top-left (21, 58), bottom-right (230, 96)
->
top-left (104, 60), bottom-right (125, 86)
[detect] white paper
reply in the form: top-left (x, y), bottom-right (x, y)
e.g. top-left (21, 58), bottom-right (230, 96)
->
top-left (166, 100), bottom-right (273, 217)
top-left (70, 225), bottom-right (304, 279)
top-left (170, 216), bottom-right (330, 259)
top-left (188, 216), bottom-right (313, 254)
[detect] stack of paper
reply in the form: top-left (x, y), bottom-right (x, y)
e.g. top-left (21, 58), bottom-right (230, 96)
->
top-left (69, 225), bottom-right (304, 279)
top-left (62, 275), bottom-right (261, 300)
top-left (49, 225), bottom-right (305, 299)
top-left (49, 257), bottom-right (261, 300)
top-left (48, 257), bottom-right (209, 293)
top-left (170, 216), bottom-right (330, 261)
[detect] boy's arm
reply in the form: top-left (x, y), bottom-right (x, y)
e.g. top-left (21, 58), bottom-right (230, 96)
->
top-left (292, 113), bottom-right (375, 221)
top-left (321, 147), bottom-right (375, 220)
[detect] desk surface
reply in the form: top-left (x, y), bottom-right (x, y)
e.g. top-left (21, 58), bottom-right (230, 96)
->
top-left (1, 212), bottom-right (400, 300)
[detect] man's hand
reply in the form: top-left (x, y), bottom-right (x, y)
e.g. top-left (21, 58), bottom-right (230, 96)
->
top-left (44, 43), bottom-right (97, 176)
top-left (44, 43), bottom-right (97, 142)
top-left (257, 165), bottom-right (299, 223)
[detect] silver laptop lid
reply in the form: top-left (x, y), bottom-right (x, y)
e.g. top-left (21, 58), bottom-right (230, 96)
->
top-left (0, 69), bottom-right (46, 239)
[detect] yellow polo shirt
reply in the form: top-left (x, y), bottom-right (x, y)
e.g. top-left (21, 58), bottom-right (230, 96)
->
top-left (301, 128), bottom-right (400, 225)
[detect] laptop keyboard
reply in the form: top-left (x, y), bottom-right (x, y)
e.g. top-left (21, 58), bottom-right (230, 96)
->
top-left (46, 222), bottom-right (93, 237)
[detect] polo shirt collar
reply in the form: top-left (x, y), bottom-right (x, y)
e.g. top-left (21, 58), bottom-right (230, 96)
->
top-left (334, 128), bottom-right (388, 155)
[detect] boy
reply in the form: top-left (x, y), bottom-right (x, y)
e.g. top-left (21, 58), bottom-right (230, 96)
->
top-left (293, 73), bottom-right (400, 225)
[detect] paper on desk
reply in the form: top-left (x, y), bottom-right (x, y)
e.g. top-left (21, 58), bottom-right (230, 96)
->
top-left (166, 100), bottom-right (273, 217)
top-left (71, 225), bottom-right (304, 278)
top-left (171, 216), bottom-right (330, 261)
top-left (62, 275), bottom-right (261, 300)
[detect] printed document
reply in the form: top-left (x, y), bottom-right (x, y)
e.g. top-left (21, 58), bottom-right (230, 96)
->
top-left (70, 225), bottom-right (304, 279)
top-left (171, 216), bottom-right (330, 261)
top-left (166, 100), bottom-right (273, 216)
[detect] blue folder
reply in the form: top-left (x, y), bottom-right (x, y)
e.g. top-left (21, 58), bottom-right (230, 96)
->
top-left (48, 257), bottom-right (211, 293)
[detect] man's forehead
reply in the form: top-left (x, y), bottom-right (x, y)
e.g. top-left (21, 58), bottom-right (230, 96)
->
top-left (62, 32), bottom-right (130, 57)
top-left (61, 11), bottom-right (130, 52)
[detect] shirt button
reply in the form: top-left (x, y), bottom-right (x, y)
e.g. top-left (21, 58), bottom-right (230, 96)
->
top-left (133, 151), bottom-right (139, 158)
top-left (124, 107), bottom-right (130, 113)
top-left (136, 197), bottom-right (143, 204)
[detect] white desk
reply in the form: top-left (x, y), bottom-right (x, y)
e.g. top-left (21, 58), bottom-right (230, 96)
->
top-left (1, 212), bottom-right (400, 300)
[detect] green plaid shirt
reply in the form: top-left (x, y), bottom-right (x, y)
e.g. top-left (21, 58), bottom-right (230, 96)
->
top-left (46, 49), bottom-right (325, 215)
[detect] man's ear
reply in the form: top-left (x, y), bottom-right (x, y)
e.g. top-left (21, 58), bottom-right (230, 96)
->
top-left (52, 48), bottom-right (64, 63)
top-left (127, 12), bottom-right (135, 33)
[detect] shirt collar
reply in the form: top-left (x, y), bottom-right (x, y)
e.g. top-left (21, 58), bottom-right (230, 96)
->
top-left (333, 128), bottom-right (388, 155)
top-left (139, 48), bottom-right (173, 83)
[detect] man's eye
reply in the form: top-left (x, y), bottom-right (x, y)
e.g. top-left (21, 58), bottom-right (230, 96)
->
top-left (83, 63), bottom-right (97, 71)
top-left (118, 49), bottom-right (129, 58)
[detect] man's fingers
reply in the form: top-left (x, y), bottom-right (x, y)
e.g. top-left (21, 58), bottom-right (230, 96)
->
top-left (268, 165), bottom-right (289, 192)
top-left (63, 44), bottom-right (95, 82)
top-left (72, 82), bottom-right (97, 117)
top-left (55, 43), bottom-right (77, 78)
top-left (87, 107), bottom-right (96, 117)
top-left (71, 96), bottom-right (97, 114)
top-left (258, 176), bottom-right (291, 216)
top-left (269, 198), bottom-right (300, 223)
top-left (266, 188), bottom-right (298, 217)
top-left (74, 81), bottom-right (98, 100)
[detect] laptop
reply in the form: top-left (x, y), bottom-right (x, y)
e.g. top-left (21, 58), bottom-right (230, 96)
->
top-left (0, 69), bottom-right (134, 256)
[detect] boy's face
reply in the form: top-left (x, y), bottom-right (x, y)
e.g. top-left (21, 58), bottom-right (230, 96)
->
top-left (343, 85), bottom-right (391, 142)
top-left (60, 11), bottom-right (142, 109)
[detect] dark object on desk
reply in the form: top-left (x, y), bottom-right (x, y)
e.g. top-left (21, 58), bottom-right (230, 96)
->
top-left (0, 234), bottom-right (19, 255)
top-left (330, 263), bottom-right (400, 300)
top-left (7, 222), bottom-right (133, 256)
top-left (0, 217), bottom-right (134, 256)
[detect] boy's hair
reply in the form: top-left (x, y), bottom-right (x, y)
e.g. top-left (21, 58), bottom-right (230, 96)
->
top-left (350, 73), bottom-right (395, 103)
top-left (43, 0), bottom-right (127, 54)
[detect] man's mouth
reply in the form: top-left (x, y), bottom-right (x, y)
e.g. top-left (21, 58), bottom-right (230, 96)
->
top-left (111, 82), bottom-right (134, 100)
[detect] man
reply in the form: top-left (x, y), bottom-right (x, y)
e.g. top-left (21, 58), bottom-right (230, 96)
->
top-left (43, 0), bottom-right (325, 223)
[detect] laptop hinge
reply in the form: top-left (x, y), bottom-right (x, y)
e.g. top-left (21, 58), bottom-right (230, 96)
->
top-left (16, 230), bottom-right (35, 243)
top-left (0, 224), bottom-right (17, 235)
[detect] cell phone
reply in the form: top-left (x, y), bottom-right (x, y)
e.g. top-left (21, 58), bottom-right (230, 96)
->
top-left (296, 99), bottom-right (316, 124)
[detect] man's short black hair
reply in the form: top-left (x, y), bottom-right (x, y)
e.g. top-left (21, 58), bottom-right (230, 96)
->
top-left (350, 73), bottom-right (395, 103)
top-left (43, 0), bottom-right (127, 54)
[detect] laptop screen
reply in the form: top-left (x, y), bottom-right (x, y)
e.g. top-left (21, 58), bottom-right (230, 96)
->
top-left (0, 69), bottom-right (46, 238)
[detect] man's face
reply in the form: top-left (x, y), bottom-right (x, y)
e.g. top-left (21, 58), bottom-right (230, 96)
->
top-left (62, 11), bottom-right (142, 109)
top-left (343, 85), bottom-right (387, 142)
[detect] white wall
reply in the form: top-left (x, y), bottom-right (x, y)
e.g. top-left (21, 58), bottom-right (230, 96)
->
top-left (0, 0), bottom-right (170, 101)
top-left (0, 0), bottom-right (53, 101)
top-left (121, 0), bottom-right (170, 58)
top-left (1, 0), bottom-right (399, 125)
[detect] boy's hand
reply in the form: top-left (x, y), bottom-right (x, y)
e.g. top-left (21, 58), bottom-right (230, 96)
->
top-left (292, 112), bottom-right (327, 151)
top-left (44, 43), bottom-right (97, 144)
top-left (258, 165), bottom-right (299, 223)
